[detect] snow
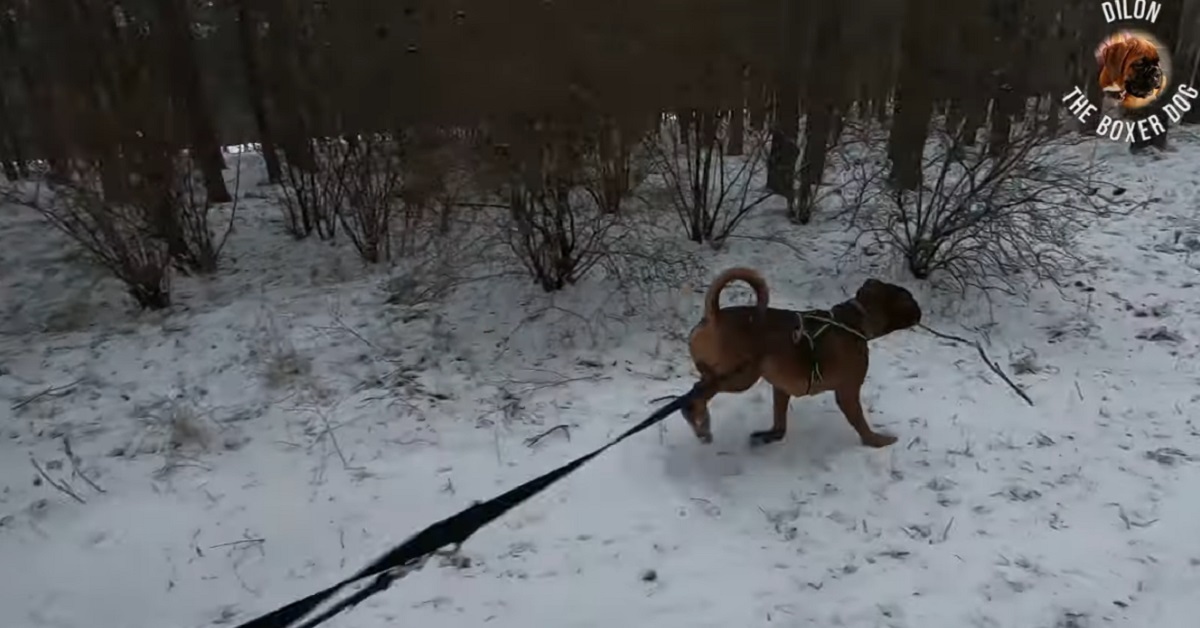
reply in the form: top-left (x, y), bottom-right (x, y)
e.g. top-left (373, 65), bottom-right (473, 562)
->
top-left (3, 133), bottom-right (1200, 628)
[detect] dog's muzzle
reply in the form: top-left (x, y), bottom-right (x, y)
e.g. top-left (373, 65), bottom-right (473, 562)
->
top-left (1126, 60), bottom-right (1163, 99)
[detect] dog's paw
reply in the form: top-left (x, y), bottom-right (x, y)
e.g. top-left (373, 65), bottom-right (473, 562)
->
top-left (861, 432), bottom-right (898, 448)
top-left (749, 429), bottom-right (785, 447)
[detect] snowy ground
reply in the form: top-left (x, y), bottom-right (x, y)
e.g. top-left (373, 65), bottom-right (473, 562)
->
top-left (3, 134), bottom-right (1200, 628)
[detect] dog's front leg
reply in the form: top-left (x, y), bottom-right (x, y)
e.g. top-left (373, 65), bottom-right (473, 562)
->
top-left (834, 385), bottom-right (897, 448)
top-left (749, 386), bottom-right (790, 446)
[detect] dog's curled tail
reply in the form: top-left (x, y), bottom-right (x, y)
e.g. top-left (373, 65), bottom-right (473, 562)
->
top-left (704, 267), bottom-right (768, 321)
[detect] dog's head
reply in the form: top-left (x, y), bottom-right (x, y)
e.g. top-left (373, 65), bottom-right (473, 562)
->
top-left (855, 279), bottom-right (922, 337)
top-left (1097, 32), bottom-right (1166, 108)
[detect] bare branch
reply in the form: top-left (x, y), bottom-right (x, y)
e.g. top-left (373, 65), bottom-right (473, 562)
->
top-left (918, 324), bottom-right (1034, 406)
top-left (30, 456), bottom-right (86, 504)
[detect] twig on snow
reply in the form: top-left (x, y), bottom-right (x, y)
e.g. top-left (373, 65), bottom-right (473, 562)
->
top-left (939, 517), bottom-right (955, 543)
top-left (1106, 503), bottom-right (1158, 529)
top-left (525, 424), bottom-right (571, 447)
top-left (210, 538), bottom-right (266, 550)
top-left (513, 374), bottom-right (608, 396)
top-left (314, 410), bottom-right (359, 471)
top-left (918, 324), bottom-right (1034, 406)
top-left (12, 378), bottom-right (83, 410)
top-left (29, 455), bottom-right (86, 504)
top-left (62, 436), bottom-right (105, 494)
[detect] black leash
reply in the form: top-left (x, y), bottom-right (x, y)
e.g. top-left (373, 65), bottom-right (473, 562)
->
top-left (232, 381), bottom-right (705, 628)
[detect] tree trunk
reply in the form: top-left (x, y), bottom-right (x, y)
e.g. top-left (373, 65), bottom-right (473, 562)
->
top-left (988, 93), bottom-right (1018, 157)
top-left (0, 83), bottom-right (23, 179)
top-left (986, 0), bottom-right (1025, 158)
top-left (794, 2), bottom-right (844, 223)
top-left (887, 0), bottom-right (934, 190)
top-left (886, 91), bottom-right (931, 181)
top-left (749, 86), bottom-right (767, 132)
top-left (766, 88), bottom-right (799, 196)
top-left (766, 0), bottom-right (803, 197)
top-left (235, 0), bottom-right (283, 183)
top-left (871, 97), bottom-right (888, 125)
top-left (100, 156), bottom-right (130, 202)
top-left (1, 7), bottom-right (69, 177)
top-left (946, 99), bottom-right (964, 134)
top-left (1181, 50), bottom-right (1200, 124)
top-left (158, 0), bottom-right (232, 202)
top-left (676, 109), bottom-right (692, 144)
top-left (1045, 92), bottom-right (1062, 135)
top-left (728, 108), bottom-right (745, 156)
top-left (795, 104), bottom-right (831, 222)
top-left (960, 100), bottom-right (986, 146)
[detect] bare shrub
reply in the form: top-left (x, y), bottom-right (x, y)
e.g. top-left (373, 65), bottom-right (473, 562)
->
top-left (644, 111), bottom-right (771, 247)
top-left (597, 210), bottom-right (706, 318)
top-left (579, 117), bottom-right (651, 215)
top-left (791, 115), bottom-right (887, 224)
top-left (277, 134), bottom-right (418, 263)
top-left (507, 179), bottom-right (618, 292)
top-left (335, 134), bottom-right (407, 263)
top-left (846, 119), bottom-right (1141, 295)
top-left (379, 204), bottom-right (500, 310)
top-left (277, 139), bottom-right (342, 240)
top-left (35, 170), bottom-right (173, 310)
top-left (495, 122), bottom-right (622, 292)
top-left (170, 153), bottom-right (241, 274)
top-left (392, 129), bottom-right (467, 255)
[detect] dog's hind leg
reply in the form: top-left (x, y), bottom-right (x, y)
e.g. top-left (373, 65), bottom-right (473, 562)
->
top-left (682, 363), bottom-right (759, 443)
top-left (834, 384), bottom-right (897, 448)
top-left (749, 385), bottom-right (790, 446)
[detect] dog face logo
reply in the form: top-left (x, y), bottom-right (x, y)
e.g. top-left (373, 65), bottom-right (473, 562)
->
top-left (1096, 30), bottom-right (1169, 109)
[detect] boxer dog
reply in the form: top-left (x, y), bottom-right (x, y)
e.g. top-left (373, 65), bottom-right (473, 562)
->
top-left (681, 267), bottom-right (922, 447)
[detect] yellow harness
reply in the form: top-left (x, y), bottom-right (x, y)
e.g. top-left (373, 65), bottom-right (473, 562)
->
top-left (791, 302), bottom-right (869, 393)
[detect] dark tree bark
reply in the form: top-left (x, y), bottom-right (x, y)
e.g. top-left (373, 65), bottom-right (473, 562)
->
top-left (887, 0), bottom-right (934, 190)
top-left (986, 0), bottom-right (1026, 158)
top-left (871, 98), bottom-right (888, 125)
top-left (727, 108), bottom-right (745, 156)
top-left (0, 83), bottom-right (23, 179)
top-left (1177, 48), bottom-right (1200, 124)
top-left (1045, 93), bottom-right (1062, 135)
top-left (794, 1), bottom-right (845, 223)
top-left (235, 0), bottom-right (283, 183)
top-left (726, 66), bottom-right (748, 156)
top-left (749, 85), bottom-right (767, 132)
top-left (766, 88), bottom-right (799, 195)
top-left (830, 109), bottom-right (844, 143)
top-left (765, 0), bottom-right (803, 197)
top-left (676, 108), bottom-right (692, 143)
top-left (157, 0), bottom-right (232, 202)
top-left (1, 4), bottom-right (69, 179)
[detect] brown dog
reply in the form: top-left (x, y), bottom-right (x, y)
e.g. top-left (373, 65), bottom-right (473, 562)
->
top-left (682, 267), bottom-right (922, 447)
top-left (1096, 31), bottom-right (1167, 109)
